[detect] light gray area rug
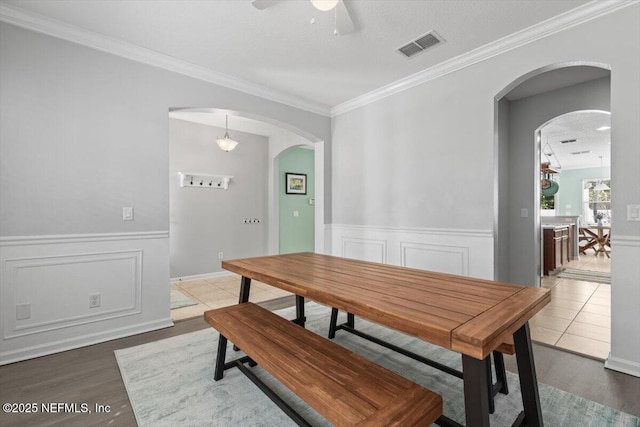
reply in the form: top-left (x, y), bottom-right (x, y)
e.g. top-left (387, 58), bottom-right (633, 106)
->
top-left (170, 289), bottom-right (198, 310)
top-left (115, 302), bottom-right (638, 427)
top-left (558, 268), bottom-right (611, 284)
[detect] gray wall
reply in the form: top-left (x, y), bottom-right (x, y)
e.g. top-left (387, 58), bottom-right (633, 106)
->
top-left (0, 21), bottom-right (330, 364)
top-left (169, 119), bottom-right (268, 278)
top-left (495, 98), bottom-right (510, 282)
top-left (0, 22), bottom-right (331, 238)
top-left (504, 76), bottom-right (610, 286)
top-left (331, 6), bottom-right (639, 375)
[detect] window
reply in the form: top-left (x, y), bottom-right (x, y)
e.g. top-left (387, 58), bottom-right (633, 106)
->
top-left (541, 193), bottom-right (555, 210)
top-left (582, 179), bottom-right (611, 224)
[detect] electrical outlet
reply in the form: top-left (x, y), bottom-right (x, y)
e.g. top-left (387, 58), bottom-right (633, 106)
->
top-left (89, 293), bottom-right (101, 308)
top-left (218, 252), bottom-right (224, 260)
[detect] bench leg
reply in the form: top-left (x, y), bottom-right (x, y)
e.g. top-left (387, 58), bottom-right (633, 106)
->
top-left (214, 334), bottom-right (228, 381)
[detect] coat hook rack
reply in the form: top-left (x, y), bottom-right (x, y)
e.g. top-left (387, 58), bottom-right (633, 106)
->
top-left (179, 172), bottom-right (233, 190)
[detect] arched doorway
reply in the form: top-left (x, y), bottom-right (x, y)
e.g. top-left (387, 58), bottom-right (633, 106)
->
top-left (169, 108), bottom-right (325, 262)
top-left (167, 108), bottom-right (325, 320)
top-left (494, 63), bottom-right (611, 286)
top-left (275, 145), bottom-right (316, 254)
top-left (494, 64), bottom-right (612, 360)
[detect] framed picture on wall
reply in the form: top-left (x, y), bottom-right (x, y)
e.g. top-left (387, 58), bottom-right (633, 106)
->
top-left (286, 173), bottom-right (307, 195)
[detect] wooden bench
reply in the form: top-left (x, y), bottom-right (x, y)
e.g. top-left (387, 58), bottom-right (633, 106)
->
top-left (204, 303), bottom-right (443, 427)
top-left (328, 308), bottom-right (514, 414)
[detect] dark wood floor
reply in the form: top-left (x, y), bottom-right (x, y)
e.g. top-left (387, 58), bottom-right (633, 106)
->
top-left (1, 297), bottom-right (638, 426)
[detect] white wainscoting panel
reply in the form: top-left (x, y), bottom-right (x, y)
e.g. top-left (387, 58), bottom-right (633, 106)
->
top-left (342, 237), bottom-right (387, 264)
top-left (0, 232), bottom-right (172, 365)
top-left (4, 251), bottom-right (142, 338)
top-left (401, 242), bottom-right (469, 276)
top-left (605, 235), bottom-right (640, 377)
top-left (329, 224), bottom-right (493, 280)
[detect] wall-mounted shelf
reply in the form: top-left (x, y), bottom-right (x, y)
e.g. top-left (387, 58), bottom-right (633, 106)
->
top-left (179, 172), bottom-right (233, 190)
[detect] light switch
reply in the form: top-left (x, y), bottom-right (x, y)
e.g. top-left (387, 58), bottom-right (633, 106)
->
top-left (628, 204), bottom-right (640, 221)
top-left (293, 210), bottom-right (299, 217)
top-left (520, 208), bottom-right (528, 218)
top-left (123, 207), bottom-right (134, 221)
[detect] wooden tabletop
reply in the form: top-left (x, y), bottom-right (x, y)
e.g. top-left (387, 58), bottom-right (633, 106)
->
top-left (222, 252), bottom-right (550, 360)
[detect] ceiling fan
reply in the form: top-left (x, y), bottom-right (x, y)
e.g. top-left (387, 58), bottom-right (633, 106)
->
top-left (251, 0), bottom-right (356, 35)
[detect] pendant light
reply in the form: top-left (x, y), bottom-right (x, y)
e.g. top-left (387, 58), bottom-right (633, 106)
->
top-left (310, 0), bottom-right (338, 11)
top-left (593, 156), bottom-right (610, 191)
top-left (216, 115), bottom-right (239, 152)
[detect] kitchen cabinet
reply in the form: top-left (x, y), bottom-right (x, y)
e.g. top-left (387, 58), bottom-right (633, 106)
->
top-left (543, 225), bottom-right (570, 276)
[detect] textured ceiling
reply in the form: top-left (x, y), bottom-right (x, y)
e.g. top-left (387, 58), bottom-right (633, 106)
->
top-left (2, 0), bottom-right (614, 170)
top-left (2, 0), bottom-right (591, 109)
top-left (541, 111), bottom-right (610, 170)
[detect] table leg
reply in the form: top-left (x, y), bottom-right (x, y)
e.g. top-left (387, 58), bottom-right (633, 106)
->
top-left (514, 322), bottom-right (544, 427)
top-left (462, 355), bottom-right (490, 427)
top-left (347, 312), bottom-right (355, 328)
top-left (239, 276), bottom-right (251, 303)
top-left (295, 295), bottom-right (306, 328)
top-left (214, 334), bottom-right (228, 381)
top-left (234, 277), bottom-right (252, 351)
top-left (328, 308), bottom-right (338, 338)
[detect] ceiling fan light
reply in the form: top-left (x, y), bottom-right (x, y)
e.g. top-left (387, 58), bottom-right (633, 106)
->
top-left (310, 0), bottom-right (338, 11)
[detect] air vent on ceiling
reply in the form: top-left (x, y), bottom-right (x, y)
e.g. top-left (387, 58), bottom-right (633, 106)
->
top-left (560, 139), bottom-right (577, 144)
top-left (571, 150), bottom-right (592, 155)
top-left (397, 31), bottom-right (445, 59)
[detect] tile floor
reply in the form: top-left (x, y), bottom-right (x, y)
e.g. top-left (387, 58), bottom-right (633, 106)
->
top-left (171, 254), bottom-right (611, 360)
top-left (170, 274), bottom-right (292, 321)
top-left (532, 253), bottom-right (611, 360)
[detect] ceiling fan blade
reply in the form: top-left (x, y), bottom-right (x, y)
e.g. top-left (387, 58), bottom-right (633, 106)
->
top-left (251, 0), bottom-right (282, 10)
top-left (335, 0), bottom-right (355, 35)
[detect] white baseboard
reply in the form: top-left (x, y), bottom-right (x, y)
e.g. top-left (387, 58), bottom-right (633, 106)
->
top-left (170, 270), bottom-right (235, 283)
top-left (0, 317), bottom-right (173, 366)
top-left (605, 355), bottom-right (640, 378)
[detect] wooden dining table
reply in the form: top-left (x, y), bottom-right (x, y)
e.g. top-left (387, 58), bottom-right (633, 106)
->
top-left (222, 252), bottom-right (551, 427)
top-left (580, 225), bottom-right (611, 257)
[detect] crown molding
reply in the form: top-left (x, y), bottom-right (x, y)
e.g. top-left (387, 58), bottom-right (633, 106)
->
top-left (0, 3), bottom-right (331, 117)
top-left (331, 0), bottom-right (638, 116)
top-left (1, 1), bottom-right (635, 119)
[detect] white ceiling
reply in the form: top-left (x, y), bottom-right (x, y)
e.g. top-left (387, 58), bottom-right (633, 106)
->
top-left (1, 0), bottom-right (617, 171)
top-left (2, 0), bottom-right (593, 111)
top-left (541, 111), bottom-right (610, 170)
